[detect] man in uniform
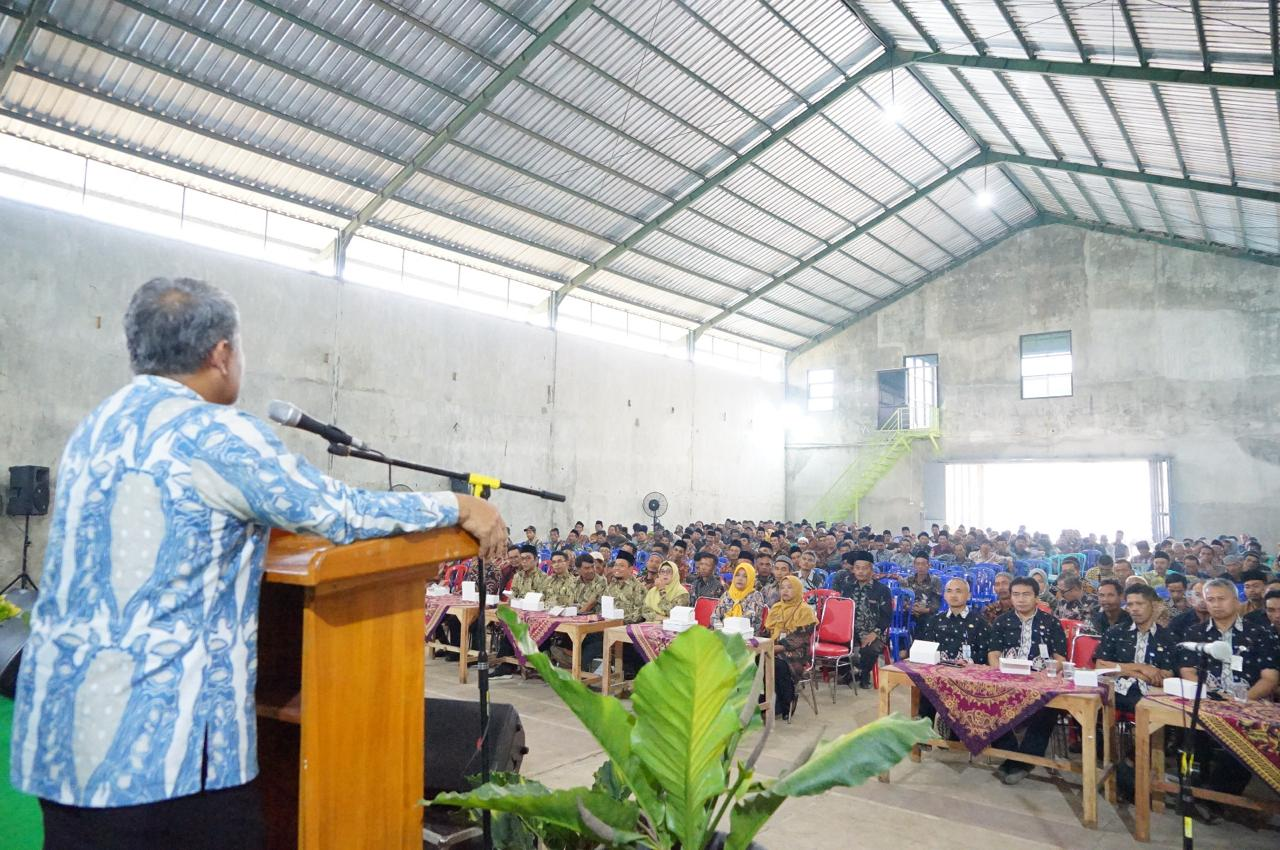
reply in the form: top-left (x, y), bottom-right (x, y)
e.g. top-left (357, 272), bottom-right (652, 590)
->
top-left (1090, 579), bottom-right (1131, 635)
top-left (1179, 578), bottom-right (1280, 822)
top-left (1094, 584), bottom-right (1174, 712)
top-left (541, 549), bottom-right (580, 608)
top-left (904, 554), bottom-right (942, 626)
top-left (987, 577), bottom-right (1068, 785)
top-left (510, 543), bottom-right (547, 599)
top-left (836, 551), bottom-right (891, 689)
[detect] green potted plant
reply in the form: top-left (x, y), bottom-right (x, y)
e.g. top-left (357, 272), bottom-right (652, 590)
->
top-left (429, 607), bottom-right (930, 849)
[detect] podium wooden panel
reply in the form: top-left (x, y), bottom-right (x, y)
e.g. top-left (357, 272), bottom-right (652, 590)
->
top-left (256, 528), bottom-right (477, 850)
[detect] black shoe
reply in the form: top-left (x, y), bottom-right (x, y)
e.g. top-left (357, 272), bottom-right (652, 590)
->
top-left (1189, 801), bottom-right (1223, 825)
top-left (489, 664), bottom-right (519, 679)
top-left (1000, 765), bottom-right (1030, 785)
top-left (857, 675), bottom-right (872, 690)
top-left (838, 671), bottom-right (854, 686)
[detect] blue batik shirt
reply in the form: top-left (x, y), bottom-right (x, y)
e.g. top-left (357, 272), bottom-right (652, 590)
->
top-left (11, 376), bottom-right (459, 806)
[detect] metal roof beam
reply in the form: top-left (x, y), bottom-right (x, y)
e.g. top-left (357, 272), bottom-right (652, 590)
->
top-left (1043, 213), bottom-right (1280, 268)
top-left (789, 219), bottom-right (1039, 358)
top-left (544, 52), bottom-right (894, 314)
top-left (0, 0), bottom-right (48, 94)
top-left (890, 49), bottom-right (1280, 90)
top-left (327, 0), bottom-right (596, 267)
top-left (691, 150), bottom-right (988, 338)
top-left (1001, 153), bottom-right (1280, 205)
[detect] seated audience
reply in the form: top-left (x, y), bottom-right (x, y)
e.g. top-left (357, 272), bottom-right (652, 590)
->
top-left (763, 575), bottom-right (818, 720)
top-left (795, 549), bottom-right (827, 590)
top-left (1178, 578), bottom-right (1280, 822)
top-left (981, 572), bottom-right (1014, 625)
top-left (1241, 569), bottom-right (1268, 616)
top-left (1094, 584), bottom-right (1174, 712)
top-left (904, 554), bottom-right (942, 623)
top-left (713, 563), bottom-right (766, 633)
top-left (987, 576), bottom-right (1068, 785)
top-left (642, 560), bottom-right (690, 622)
top-left (541, 549), bottom-right (579, 607)
top-left (510, 544), bottom-right (546, 597)
top-left (1089, 579), bottom-right (1131, 635)
top-left (837, 550), bottom-right (892, 689)
top-left (1052, 574), bottom-right (1096, 621)
top-left (689, 550), bottom-right (725, 600)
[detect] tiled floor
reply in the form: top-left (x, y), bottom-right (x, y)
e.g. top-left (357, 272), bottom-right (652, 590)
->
top-left (424, 656), bottom-right (1280, 849)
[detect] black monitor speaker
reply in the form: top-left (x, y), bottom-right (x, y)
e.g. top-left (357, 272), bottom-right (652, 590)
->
top-left (7, 466), bottom-right (50, 517)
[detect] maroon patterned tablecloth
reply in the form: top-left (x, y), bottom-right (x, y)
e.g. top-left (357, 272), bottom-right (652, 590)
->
top-left (499, 609), bottom-right (607, 663)
top-left (624, 623), bottom-right (760, 662)
top-left (424, 594), bottom-right (476, 637)
top-left (1146, 694), bottom-right (1280, 794)
top-left (895, 661), bottom-right (1107, 755)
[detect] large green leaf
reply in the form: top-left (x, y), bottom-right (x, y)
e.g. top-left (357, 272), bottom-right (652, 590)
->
top-left (428, 781), bottom-right (642, 841)
top-left (493, 607), bottom-right (662, 820)
top-left (724, 715), bottom-right (931, 850)
top-left (631, 626), bottom-right (756, 850)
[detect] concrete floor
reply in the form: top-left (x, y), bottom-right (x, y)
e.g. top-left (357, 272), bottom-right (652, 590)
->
top-left (424, 656), bottom-right (1280, 850)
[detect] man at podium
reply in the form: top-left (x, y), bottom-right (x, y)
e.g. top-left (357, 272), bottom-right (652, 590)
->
top-left (10, 278), bottom-right (507, 850)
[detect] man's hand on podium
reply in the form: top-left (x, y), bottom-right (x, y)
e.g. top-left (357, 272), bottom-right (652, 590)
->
top-left (456, 495), bottom-right (508, 562)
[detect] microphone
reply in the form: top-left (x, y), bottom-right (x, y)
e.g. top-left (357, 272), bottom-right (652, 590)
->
top-left (1176, 640), bottom-right (1232, 662)
top-left (268, 400), bottom-right (372, 451)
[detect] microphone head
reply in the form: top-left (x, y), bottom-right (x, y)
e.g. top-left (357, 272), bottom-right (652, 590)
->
top-left (268, 400), bottom-right (302, 427)
top-left (1205, 640), bottom-right (1233, 662)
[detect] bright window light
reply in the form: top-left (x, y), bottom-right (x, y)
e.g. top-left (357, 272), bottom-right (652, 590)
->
top-left (807, 368), bottom-right (835, 412)
top-left (945, 460), bottom-right (1155, 542)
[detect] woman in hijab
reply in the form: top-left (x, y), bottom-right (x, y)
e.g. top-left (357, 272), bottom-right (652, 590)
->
top-left (764, 576), bottom-right (819, 719)
top-left (711, 562), bottom-right (766, 633)
top-left (642, 560), bottom-right (690, 622)
top-left (1028, 568), bottom-right (1056, 605)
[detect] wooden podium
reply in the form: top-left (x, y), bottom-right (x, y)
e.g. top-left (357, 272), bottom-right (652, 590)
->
top-left (256, 527), bottom-right (478, 850)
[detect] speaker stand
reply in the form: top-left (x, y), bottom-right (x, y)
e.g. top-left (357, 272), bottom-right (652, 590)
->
top-left (2, 515), bottom-right (38, 595)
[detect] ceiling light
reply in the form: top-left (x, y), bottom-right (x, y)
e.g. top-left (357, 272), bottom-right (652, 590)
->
top-left (975, 189), bottom-right (993, 208)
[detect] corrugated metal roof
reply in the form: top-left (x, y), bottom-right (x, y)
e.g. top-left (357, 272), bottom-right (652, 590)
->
top-left (0, 0), bottom-right (1273, 352)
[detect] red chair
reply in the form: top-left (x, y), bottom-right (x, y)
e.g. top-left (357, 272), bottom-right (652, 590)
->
top-left (442, 562), bottom-right (469, 593)
top-left (1059, 618), bottom-right (1084, 658)
top-left (1070, 635), bottom-right (1100, 670)
top-left (804, 589), bottom-right (838, 620)
top-left (693, 597), bottom-right (717, 628)
top-left (812, 597), bottom-right (856, 702)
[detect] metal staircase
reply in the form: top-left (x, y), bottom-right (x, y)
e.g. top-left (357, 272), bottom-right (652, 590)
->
top-left (810, 407), bottom-right (941, 525)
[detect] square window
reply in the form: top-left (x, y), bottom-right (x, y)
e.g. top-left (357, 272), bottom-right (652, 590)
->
top-left (1020, 331), bottom-right (1072, 399)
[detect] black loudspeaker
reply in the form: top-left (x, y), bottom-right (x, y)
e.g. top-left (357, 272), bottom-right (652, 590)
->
top-left (7, 466), bottom-right (50, 517)
top-left (423, 697), bottom-right (527, 799)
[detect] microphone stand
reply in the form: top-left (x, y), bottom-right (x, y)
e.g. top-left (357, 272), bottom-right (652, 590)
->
top-left (327, 443), bottom-right (565, 850)
top-left (1178, 653), bottom-right (1211, 850)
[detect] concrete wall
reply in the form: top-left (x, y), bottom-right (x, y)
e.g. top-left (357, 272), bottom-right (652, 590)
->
top-left (0, 198), bottom-right (785, 580)
top-left (787, 223), bottom-right (1280, 542)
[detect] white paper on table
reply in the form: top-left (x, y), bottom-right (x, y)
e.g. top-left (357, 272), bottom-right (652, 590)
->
top-left (561, 606), bottom-right (577, 617)
top-left (668, 605), bottom-right (695, 625)
top-left (1162, 677), bottom-right (1204, 699)
top-left (999, 657), bottom-right (1034, 676)
top-left (908, 640), bottom-right (940, 665)
top-left (1071, 666), bottom-right (1120, 687)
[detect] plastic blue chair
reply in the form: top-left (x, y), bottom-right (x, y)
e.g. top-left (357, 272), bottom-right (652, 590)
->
top-left (1012, 559), bottom-right (1031, 577)
top-left (888, 587), bottom-right (915, 660)
top-left (1236, 583), bottom-right (1246, 601)
top-left (1155, 586), bottom-right (1171, 601)
top-left (824, 571), bottom-right (839, 590)
top-left (879, 577), bottom-right (899, 592)
top-left (1082, 549), bottom-right (1102, 570)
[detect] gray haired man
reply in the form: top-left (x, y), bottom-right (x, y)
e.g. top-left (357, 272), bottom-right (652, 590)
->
top-left (12, 278), bottom-right (507, 849)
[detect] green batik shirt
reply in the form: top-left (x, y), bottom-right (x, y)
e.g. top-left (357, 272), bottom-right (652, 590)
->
top-left (602, 577), bottom-right (646, 624)
top-left (574, 575), bottom-right (608, 613)
top-left (541, 572), bottom-right (580, 608)
top-left (511, 568), bottom-right (547, 599)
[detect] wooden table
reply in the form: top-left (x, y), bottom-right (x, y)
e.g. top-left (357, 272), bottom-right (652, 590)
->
top-left (1134, 696), bottom-right (1280, 841)
top-left (877, 664), bottom-right (1115, 828)
top-left (493, 610), bottom-right (623, 684)
top-left (425, 601), bottom-right (481, 683)
top-left (599, 625), bottom-right (775, 713)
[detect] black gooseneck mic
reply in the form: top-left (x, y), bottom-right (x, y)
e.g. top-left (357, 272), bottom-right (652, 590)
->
top-left (267, 400), bottom-right (373, 451)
